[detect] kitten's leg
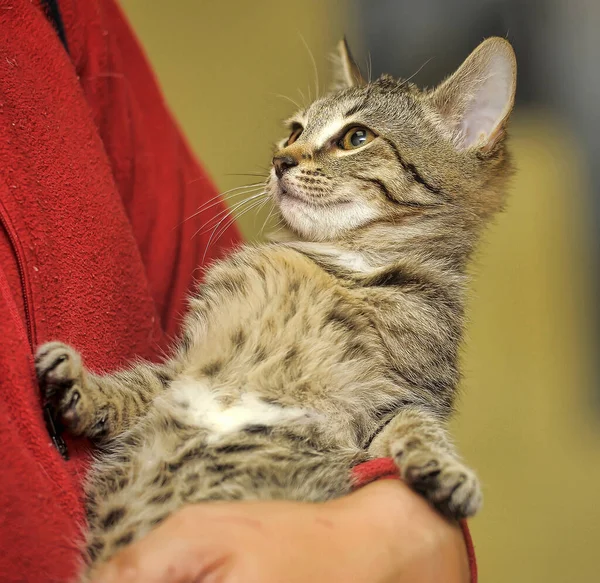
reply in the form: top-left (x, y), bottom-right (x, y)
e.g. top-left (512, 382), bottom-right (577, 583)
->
top-left (368, 406), bottom-right (482, 520)
top-left (35, 342), bottom-right (177, 441)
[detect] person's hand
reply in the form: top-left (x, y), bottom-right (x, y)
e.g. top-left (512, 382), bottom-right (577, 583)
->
top-left (91, 480), bottom-right (470, 583)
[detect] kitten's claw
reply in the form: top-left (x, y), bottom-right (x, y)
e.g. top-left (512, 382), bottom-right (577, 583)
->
top-left (35, 341), bottom-right (96, 436)
top-left (392, 439), bottom-right (482, 520)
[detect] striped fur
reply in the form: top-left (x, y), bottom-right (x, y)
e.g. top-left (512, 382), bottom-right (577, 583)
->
top-left (35, 37), bottom-right (516, 579)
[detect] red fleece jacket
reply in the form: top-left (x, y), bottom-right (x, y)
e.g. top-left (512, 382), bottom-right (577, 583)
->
top-left (0, 2), bottom-right (476, 582)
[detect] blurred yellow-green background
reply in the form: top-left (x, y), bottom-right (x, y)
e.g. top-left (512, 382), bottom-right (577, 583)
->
top-left (121, 1), bottom-right (600, 581)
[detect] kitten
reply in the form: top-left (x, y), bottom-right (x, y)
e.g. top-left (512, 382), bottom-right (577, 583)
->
top-left (36, 37), bottom-right (516, 578)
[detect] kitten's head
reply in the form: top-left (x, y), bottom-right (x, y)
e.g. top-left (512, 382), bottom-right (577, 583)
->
top-left (268, 37), bottom-right (516, 242)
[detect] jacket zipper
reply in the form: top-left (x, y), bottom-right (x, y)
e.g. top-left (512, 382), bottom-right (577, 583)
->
top-left (0, 199), bottom-right (69, 458)
top-left (0, 201), bottom-right (35, 349)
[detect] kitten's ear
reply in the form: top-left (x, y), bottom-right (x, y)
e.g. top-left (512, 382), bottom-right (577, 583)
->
top-left (429, 37), bottom-right (516, 151)
top-left (331, 37), bottom-right (366, 90)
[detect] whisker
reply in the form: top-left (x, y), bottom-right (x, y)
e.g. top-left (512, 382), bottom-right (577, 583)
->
top-left (299, 33), bottom-right (320, 100)
top-left (192, 193), bottom-right (266, 240)
top-left (216, 198), bottom-right (267, 244)
top-left (194, 186), bottom-right (261, 215)
top-left (252, 195), bottom-right (274, 230)
top-left (224, 173), bottom-right (269, 179)
top-left (272, 93), bottom-right (303, 111)
top-left (190, 182), bottom-right (264, 215)
top-left (179, 184), bottom-right (264, 228)
top-left (366, 52), bottom-right (373, 83)
top-left (259, 199), bottom-right (276, 233)
top-left (204, 217), bottom-right (241, 262)
top-left (202, 196), bottom-right (268, 263)
top-left (199, 183), bottom-right (265, 207)
top-left (209, 182), bottom-right (265, 200)
top-left (185, 190), bottom-right (255, 224)
top-left (219, 181), bottom-right (265, 194)
top-left (201, 190), bottom-right (267, 231)
top-left (267, 216), bottom-right (286, 238)
top-left (402, 57), bottom-right (434, 86)
top-left (297, 88), bottom-right (307, 107)
top-left (202, 215), bottom-right (235, 264)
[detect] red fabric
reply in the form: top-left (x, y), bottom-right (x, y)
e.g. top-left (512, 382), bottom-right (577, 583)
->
top-left (352, 458), bottom-right (478, 583)
top-left (0, 1), bottom-right (241, 581)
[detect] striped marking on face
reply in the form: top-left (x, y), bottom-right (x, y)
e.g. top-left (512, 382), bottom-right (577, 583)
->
top-left (312, 117), bottom-right (347, 148)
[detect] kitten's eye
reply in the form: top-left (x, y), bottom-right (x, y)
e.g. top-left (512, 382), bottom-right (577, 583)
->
top-left (338, 126), bottom-right (376, 150)
top-left (286, 126), bottom-right (303, 146)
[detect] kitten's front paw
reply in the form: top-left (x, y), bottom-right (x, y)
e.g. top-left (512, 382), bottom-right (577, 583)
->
top-left (35, 342), bottom-right (104, 437)
top-left (392, 439), bottom-right (482, 520)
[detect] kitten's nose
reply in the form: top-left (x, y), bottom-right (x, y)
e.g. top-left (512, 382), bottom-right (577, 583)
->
top-left (272, 155), bottom-right (298, 178)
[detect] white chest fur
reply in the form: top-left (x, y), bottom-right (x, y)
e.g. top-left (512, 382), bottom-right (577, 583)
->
top-left (165, 377), bottom-right (312, 442)
top-left (285, 242), bottom-right (377, 275)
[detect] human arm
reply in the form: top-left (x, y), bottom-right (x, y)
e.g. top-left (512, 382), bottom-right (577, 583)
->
top-left (90, 479), bottom-right (470, 583)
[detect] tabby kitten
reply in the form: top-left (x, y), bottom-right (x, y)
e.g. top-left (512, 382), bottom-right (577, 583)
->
top-left (36, 37), bottom-right (516, 578)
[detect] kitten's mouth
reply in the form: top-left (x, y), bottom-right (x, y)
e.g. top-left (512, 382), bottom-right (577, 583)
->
top-left (277, 184), bottom-right (350, 208)
top-left (277, 185), bottom-right (310, 204)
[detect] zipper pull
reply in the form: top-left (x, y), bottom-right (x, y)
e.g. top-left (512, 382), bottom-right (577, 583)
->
top-left (43, 403), bottom-right (69, 460)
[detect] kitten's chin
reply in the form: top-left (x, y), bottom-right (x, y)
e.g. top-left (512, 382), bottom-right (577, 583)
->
top-left (276, 194), bottom-right (379, 241)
